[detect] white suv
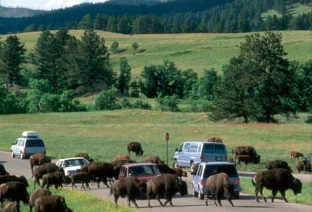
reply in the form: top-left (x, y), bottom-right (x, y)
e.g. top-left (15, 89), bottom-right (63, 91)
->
top-left (11, 131), bottom-right (46, 159)
top-left (56, 157), bottom-right (89, 177)
top-left (192, 162), bottom-right (241, 199)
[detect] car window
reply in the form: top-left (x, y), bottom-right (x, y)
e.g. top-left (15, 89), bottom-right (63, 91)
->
top-left (215, 145), bottom-right (226, 153)
top-left (203, 164), bottom-right (238, 178)
top-left (203, 144), bottom-right (214, 153)
top-left (189, 143), bottom-right (198, 153)
top-left (25, 139), bottom-right (44, 147)
top-left (18, 139), bottom-right (24, 146)
top-left (182, 143), bottom-right (190, 152)
top-left (197, 165), bottom-right (203, 176)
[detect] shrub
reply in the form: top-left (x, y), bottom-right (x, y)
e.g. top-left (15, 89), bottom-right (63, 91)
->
top-left (94, 89), bottom-right (121, 110)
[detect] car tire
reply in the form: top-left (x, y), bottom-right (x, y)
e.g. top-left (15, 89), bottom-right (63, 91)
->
top-left (20, 153), bottom-right (25, 160)
top-left (11, 151), bottom-right (15, 158)
top-left (193, 187), bottom-right (198, 197)
top-left (199, 191), bottom-right (204, 200)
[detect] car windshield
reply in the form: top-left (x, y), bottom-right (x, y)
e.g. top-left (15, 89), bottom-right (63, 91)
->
top-left (203, 164), bottom-right (238, 178)
top-left (25, 139), bottom-right (44, 147)
top-left (63, 159), bottom-right (87, 167)
top-left (129, 165), bottom-right (160, 176)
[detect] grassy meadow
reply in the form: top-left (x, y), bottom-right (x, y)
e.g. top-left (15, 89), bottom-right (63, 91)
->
top-left (1, 30), bottom-right (312, 78)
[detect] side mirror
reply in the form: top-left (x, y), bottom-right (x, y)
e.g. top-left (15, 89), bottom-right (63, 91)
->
top-left (175, 148), bottom-right (178, 152)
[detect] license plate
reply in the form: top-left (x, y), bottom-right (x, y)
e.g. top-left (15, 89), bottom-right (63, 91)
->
top-left (216, 156), bottom-right (222, 161)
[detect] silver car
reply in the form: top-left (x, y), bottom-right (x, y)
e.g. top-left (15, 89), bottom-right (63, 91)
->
top-left (192, 162), bottom-right (241, 199)
top-left (56, 157), bottom-right (89, 177)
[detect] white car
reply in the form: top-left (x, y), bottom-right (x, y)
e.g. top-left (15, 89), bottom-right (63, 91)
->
top-left (55, 157), bottom-right (89, 177)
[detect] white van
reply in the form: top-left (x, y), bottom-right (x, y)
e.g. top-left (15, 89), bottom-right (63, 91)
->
top-left (173, 141), bottom-right (227, 169)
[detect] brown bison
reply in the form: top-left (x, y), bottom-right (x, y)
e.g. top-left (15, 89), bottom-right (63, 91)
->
top-left (71, 172), bottom-right (91, 190)
top-left (156, 164), bottom-right (187, 178)
top-left (34, 195), bottom-right (73, 212)
top-left (296, 160), bottom-right (312, 173)
top-left (29, 188), bottom-right (52, 212)
top-left (232, 146), bottom-right (257, 156)
top-left (205, 172), bottom-right (234, 207)
top-left (110, 176), bottom-right (147, 208)
top-left (144, 155), bottom-right (164, 164)
top-left (147, 173), bottom-right (188, 208)
top-left (208, 137), bottom-right (223, 143)
top-left (2, 201), bottom-right (20, 212)
top-left (32, 163), bottom-right (60, 189)
top-left (252, 168), bottom-right (302, 202)
top-left (0, 181), bottom-right (29, 207)
top-left (73, 153), bottom-right (93, 162)
top-left (235, 154), bottom-right (260, 166)
top-left (290, 151), bottom-right (304, 160)
top-left (81, 161), bottom-right (115, 188)
top-left (266, 160), bottom-right (292, 172)
top-left (41, 172), bottom-right (65, 190)
top-left (29, 153), bottom-right (51, 174)
top-left (127, 142), bottom-right (144, 157)
top-left (114, 154), bottom-right (131, 161)
top-left (0, 175), bottom-right (29, 187)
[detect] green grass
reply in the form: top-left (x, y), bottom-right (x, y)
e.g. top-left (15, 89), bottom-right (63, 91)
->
top-left (1, 30), bottom-right (311, 78)
top-left (241, 178), bottom-right (312, 205)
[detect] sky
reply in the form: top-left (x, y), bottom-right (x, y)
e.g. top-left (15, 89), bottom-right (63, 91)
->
top-left (0, 0), bottom-right (108, 10)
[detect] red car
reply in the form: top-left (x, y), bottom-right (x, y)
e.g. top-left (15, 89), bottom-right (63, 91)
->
top-left (118, 162), bottom-right (161, 182)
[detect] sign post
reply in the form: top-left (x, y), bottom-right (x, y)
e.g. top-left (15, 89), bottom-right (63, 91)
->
top-left (165, 132), bottom-right (169, 165)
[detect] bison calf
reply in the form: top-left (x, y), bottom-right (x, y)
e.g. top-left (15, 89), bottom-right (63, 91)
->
top-left (2, 201), bottom-right (20, 212)
top-left (41, 172), bottom-right (64, 190)
top-left (71, 172), bottom-right (91, 190)
top-left (252, 168), bottom-right (302, 203)
top-left (205, 172), bottom-right (234, 207)
top-left (290, 151), bottom-right (304, 160)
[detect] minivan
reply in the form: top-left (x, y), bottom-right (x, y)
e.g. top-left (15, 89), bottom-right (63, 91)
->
top-left (10, 131), bottom-right (46, 159)
top-left (173, 141), bottom-right (227, 170)
top-left (192, 162), bottom-right (241, 199)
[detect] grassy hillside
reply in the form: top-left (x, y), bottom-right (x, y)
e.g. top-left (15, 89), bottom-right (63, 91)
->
top-left (1, 30), bottom-right (311, 78)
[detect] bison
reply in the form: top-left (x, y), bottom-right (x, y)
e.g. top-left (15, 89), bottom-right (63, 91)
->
top-left (81, 161), bottom-right (115, 188)
top-left (252, 168), bottom-right (302, 202)
top-left (41, 172), bottom-right (65, 190)
top-left (29, 188), bottom-right (52, 212)
top-left (232, 146), bottom-right (257, 157)
top-left (156, 164), bottom-right (187, 179)
top-left (146, 173), bottom-right (187, 208)
top-left (208, 137), bottom-right (223, 143)
top-left (110, 176), bottom-right (147, 208)
top-left (29, 153), bottom-right (51, 174)
top-left (205, 172), bottom-right (234, 207)
top-left (296, 160), bottom-right (312, 173)
top-left (235, 154), bottom-right (260, 166)
top-left (0, 175), bottom-right (29, 187)
top-left (144, 155), bottom-right (164, 164)
top-left (0, 181), bottom-right (29, 207)
top-left (71, 172), bottom-right (91, 190)
top-left (0, 164), bottom-right (9, 175)
top-left (73, 153), bottom-right (94, 162)
top-left (127, 142), bottom-right (144, 157)
top-left (34, 195), bottom-right (73, 212)
top-left (266, 160), bottom-right (292, 172)
top-left (32, 163), bottom-right (60, 189)
top-left (114, 154), bottom-right (131, 161)
top-left (2, 201), bottom-right (20, 212)
top-left (290, 151), bottom-right (304, 160)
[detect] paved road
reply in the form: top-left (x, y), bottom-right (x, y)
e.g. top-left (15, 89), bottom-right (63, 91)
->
top-left (1, 151), bottom-right (312, 212)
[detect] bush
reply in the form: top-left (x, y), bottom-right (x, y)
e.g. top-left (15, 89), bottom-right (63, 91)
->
top-left (156, 94), bottom-right (179, 112)
top-left (132, 100), bottom-right (152, 109)
top-left (94, 89), bottom-right (121, 110)
top-left (305, 116), bottom-right (312, 124)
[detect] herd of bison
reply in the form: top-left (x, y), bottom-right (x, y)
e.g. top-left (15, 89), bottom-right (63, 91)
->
top-left (0, 140), bottom-right (310, 211)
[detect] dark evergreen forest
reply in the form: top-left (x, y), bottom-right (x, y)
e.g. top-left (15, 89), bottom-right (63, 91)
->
top-left (0, 0), bottom-right (311, 34)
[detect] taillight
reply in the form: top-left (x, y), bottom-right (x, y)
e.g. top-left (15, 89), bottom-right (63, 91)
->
top-left (200, 180), bottom-right (205, 186)
top-left (236, 178), bottom-right (240, 185)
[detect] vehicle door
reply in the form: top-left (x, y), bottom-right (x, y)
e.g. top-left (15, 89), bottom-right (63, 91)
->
top-left (179, 142), bottom-right (190, 167)
top-left (174, 143), bottom-right (184, 166)
top-left (14, 139), bottom-right (24, 156)
top-left (192, 164), bottom-right (203, 192)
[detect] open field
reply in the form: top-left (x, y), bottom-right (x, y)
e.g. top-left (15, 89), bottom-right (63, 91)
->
top-left (1, 30), bottom-right (311, 77)
top-left (0, 110), bottom-right (311, 173)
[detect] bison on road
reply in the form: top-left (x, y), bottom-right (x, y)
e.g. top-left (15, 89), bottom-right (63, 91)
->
top-left (147, 173), bottom-right (187, 208)
top-left (252, 168), bottom-right (302, 202)
top-left (144, 155), bottom-right (164, 164)
top-left (32, 163), bottom-right (60, 189)
top-left (205, 172), bottom-right (234, 207)
top-left (29, 153), bottom-right (51, 174)
top-left (110, 176), bottom-right (147, 208)
top-left (127, 142), bottom-right (144, 157)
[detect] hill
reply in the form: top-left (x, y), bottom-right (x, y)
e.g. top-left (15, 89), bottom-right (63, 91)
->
top-left (0, 6), bottom-right (45, 17)
top-left (4, 30), bottom-right (311, 77)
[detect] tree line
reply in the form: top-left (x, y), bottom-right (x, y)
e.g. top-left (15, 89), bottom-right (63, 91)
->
top-left (0, 29), bottom-right (311, 123)
top-left (0, 0), bottom-right (311, 34)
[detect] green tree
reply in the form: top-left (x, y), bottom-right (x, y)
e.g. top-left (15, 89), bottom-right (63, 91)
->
top-left (117, 57), bottom-right (131, 95)
top-left (131, 42), bottom-right (139, 53)
top-left (211, 31), bottom-right (298, 123)
top-left (0, 35), bottom-right (26, 89)
top-left (110, 41), bottom-right (119, 54)
top-left (76, 30), bottom-right (115, 93)
top-left (196, 68), bottom-right (220, 101)
top-left (156, 94), bottom-right (180, 112)
top-left (78, 14), bottom-right (93, 30)
top-left (93, 88), bottom-right (120, 110)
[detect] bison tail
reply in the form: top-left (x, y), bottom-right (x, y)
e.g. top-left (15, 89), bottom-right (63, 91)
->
top-left (251, 174), bottom-right (256, 187)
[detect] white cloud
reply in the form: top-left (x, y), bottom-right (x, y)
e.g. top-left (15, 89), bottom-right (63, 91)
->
top-left (0, 0), bottom-right (108, 10)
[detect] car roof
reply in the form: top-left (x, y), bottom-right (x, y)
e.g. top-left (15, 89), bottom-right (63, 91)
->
top-left (182, 141), bottom-right (225, 145)
top-left (122, 162), bottom-right (157, 167)
top-left (57, 157), bottom-right (87, 161)
top-left (200, 161), bottom-right (234, 165)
